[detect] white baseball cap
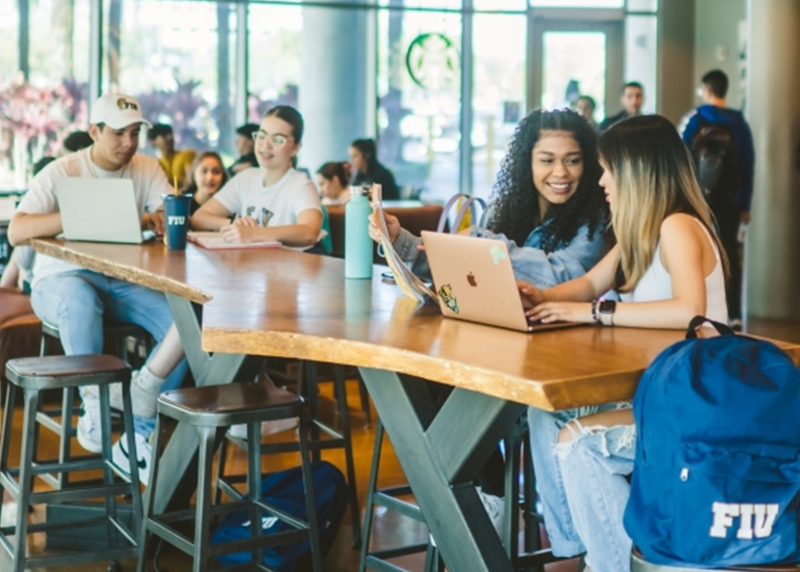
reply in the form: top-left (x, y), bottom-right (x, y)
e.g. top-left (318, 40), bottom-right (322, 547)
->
top-left (89, 94), bottom-right (152, 129)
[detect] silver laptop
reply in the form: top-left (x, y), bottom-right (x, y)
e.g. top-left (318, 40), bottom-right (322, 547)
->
top-left (57, 178), bottom-right (144, 244)
top-left (422, 231), bottom-right (576, 333)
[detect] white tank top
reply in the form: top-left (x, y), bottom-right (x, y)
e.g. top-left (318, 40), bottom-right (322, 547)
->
top-left (619, 218), bottom-right (727, 323)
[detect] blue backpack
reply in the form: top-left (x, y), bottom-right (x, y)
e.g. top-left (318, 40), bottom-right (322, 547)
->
top-left (211, 460), bottom-right (348, 570)
top-left (625, 317), bottom-right (800, 568)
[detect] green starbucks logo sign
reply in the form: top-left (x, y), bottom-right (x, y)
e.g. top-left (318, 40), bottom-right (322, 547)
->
top-left (406, 33), bottom-right (459, 91)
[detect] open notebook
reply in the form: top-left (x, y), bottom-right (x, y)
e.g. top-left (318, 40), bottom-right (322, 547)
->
top-left (187, 231), bottom-right (281, 250)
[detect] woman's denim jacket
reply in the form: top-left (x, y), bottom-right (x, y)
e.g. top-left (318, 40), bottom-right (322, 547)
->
top-left (391, 219), bottom-right (612, 288)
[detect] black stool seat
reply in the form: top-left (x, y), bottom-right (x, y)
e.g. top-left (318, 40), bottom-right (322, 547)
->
top-left (6, 354), bottom-right (130, 390)
top-left (158, 381), bottom-right (303, 427)
top-left (632, 549), bottom-right (800, 571)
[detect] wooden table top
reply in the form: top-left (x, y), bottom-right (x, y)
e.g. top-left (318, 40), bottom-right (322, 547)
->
top-left (32, 238), bottom-right (800, 411)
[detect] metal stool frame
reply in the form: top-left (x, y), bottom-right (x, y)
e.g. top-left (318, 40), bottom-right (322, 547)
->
top-left (138, 382), bottom-right (323, 572)
top-left (0, 355), bottom-right (143, 572)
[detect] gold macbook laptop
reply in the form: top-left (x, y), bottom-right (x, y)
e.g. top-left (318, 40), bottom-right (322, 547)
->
top-left (422, 231), bottom-right (576, 333)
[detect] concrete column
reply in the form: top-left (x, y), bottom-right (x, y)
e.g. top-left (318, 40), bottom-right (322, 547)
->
top-left (745, 0), bottom-right (800, 319)
top-left (298, 2), bottom-right (370, 175)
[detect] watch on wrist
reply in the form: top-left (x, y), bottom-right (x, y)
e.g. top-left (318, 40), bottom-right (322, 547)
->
top-left (598, 299), bottom-right (617, 326)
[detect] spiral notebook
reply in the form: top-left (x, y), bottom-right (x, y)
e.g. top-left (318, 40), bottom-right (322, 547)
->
top-left (187, 231), bottom-right (282, 250)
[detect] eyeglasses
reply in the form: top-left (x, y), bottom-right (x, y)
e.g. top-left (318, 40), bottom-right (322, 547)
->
top-left (252, 132), bottom-right (290, 147)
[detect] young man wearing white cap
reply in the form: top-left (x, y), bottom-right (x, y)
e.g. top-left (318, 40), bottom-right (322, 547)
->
top-left (8, 93), bottom-right (188, 485)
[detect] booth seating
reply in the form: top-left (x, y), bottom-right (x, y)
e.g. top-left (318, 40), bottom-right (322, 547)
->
top-left (326, 202), bottom-right (445, 261)
top-left (139, 381), bottom-right (323, 572)
top-left (0, 355), bottom-right (142, 572)
top-left (0, 287), bottom-right (42, 398)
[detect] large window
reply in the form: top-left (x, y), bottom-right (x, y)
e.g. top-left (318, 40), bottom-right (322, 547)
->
top-left (376, 9), bottom-right (462, 201)
top-left (247, 4), bottom-right (302, 123)
top-left (104, 0), bottom-right (238, 158)
top-left (1, 0), bottom-right (661, 199)
top-left (1, 0), bottom-right (90, 189)
top-left (471, 14), bottom-right (526, 200)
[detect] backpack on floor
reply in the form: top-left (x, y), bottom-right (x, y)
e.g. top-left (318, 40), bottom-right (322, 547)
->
top-left (625, 317), bottom-right (800, 568)
top-left (211, 460), bottom-right (348, 571)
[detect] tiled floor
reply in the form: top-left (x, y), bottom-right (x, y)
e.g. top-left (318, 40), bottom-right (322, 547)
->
top-left (2, 317), bottom-right (798, 571)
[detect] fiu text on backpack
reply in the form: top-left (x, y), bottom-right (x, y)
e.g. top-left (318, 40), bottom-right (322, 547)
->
top-left (691, 120), bottom-right (737, 209)
top-left (211, 461), bottom-right (348, 571)
top-left (624, 317), bottom-right (800, 568)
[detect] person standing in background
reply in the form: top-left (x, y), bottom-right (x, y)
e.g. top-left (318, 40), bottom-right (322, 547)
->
top-left (680, 69), bottom-right (754, 330)
top-left (147, 123), bottom-right (196, 188)
top-left (599, 82), bottom-right (645, 131)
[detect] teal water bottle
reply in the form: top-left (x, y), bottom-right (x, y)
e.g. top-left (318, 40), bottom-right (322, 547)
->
top-left (345, 186), bottom-right (373, 279)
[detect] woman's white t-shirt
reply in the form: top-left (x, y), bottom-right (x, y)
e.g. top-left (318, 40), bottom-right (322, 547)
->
top-left (214, 168), bottom-right (321, 227)
top-left (16, 148), bottom-right (168, 285)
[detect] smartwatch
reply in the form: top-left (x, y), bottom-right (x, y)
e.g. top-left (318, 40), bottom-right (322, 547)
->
top-left (598, 299), bottom-right (617, 326)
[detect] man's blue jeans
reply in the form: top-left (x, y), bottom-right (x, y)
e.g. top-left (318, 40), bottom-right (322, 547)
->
top-left (31, 270), bottom-right (188, 437)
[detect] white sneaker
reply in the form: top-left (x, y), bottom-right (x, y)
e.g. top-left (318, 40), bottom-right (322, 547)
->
top-left (76, 396), bottom-right (104, 453)
top-left (109, 370), bottom-right (159, 419)
top-left (227, 417), bottom-right (299, 440)
top-left (477, 489), bottom-right (506, 539)
top-left (112, 432), bottom-right (152, 487)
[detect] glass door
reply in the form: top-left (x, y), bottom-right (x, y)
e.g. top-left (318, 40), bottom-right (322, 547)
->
top-left (528, 17), bottom-right (623, 124)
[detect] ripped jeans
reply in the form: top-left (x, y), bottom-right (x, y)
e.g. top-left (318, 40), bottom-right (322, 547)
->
top-left (527, 403), bottom-right (635, 572)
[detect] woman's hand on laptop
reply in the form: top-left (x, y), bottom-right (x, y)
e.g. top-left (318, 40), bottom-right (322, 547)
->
top-left (517, 280), bottom-right (545, 310)
top-left (527, 301), bottom-right (593, 324)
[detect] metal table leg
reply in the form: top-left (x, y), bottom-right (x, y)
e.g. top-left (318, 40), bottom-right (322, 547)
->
top-left (151, 295), bottom-right (246, 513)
top-left (359, 367), bottom-right (526, 572)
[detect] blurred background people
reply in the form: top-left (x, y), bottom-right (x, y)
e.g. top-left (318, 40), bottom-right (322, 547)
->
top-left (316, 162), bottom-right (352, 205)
top-left (147, 123), bottom-right (196, 188)
top-left (600, 81), bottom-right (645, 131)
top-left (62, 130), bottom-right (94, 154)
top-left (349, 138), bottom-right (399, 200)
top-left (183, 151), bottom-right (228, 215)
top-left (229, 123), bottom-right (260, 176)
top-left (573, 95), bottom-right (599, 132)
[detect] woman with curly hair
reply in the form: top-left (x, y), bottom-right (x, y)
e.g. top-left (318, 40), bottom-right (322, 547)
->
top-left (367, 109), bottom-right (613, 532)
top-left (370, 108), bottom-right (612, 287)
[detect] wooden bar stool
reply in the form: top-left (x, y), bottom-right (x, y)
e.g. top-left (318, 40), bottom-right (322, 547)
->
top-left (138, 381), bottom-right (323, 572)
top-left (632, 550), bottom-right (800, 571)
top-left (0, 355), bottom-right (142, 572)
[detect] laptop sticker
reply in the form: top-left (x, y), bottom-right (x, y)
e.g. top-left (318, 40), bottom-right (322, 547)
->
top-left (489, 245), bottom-right (507, 265)
top-left (438, 284), bottom-right (459, 314)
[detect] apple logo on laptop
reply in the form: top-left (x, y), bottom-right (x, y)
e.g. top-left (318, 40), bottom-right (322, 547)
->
top-left (467, 272), bottom-right (477, 287)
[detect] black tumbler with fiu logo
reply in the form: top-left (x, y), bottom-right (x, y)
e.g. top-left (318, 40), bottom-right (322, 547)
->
top-left (162, 194), bottom-right (192, 250)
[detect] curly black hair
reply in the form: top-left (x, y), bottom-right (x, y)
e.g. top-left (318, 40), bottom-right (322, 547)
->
top-left (489, 108), bottom-right (609, 252)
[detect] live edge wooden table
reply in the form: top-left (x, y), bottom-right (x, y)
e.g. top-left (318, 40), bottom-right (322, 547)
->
top-left (32, 238), bottom-right (800, 572)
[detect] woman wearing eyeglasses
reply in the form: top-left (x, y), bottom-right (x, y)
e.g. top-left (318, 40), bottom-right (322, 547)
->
top-left (191, 106), bottom-right (323, 248)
